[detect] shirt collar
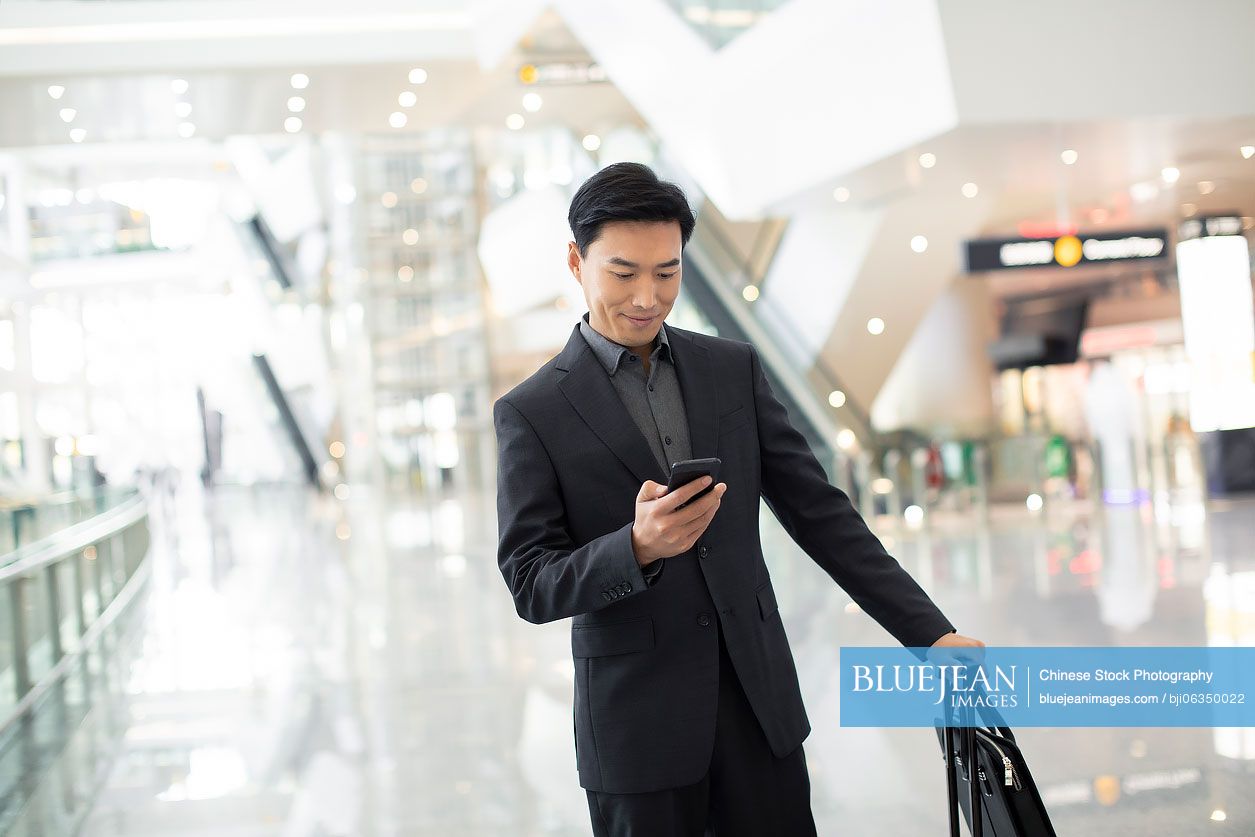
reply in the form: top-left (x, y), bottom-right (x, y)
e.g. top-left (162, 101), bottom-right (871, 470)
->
top-left (579, 311), bottom-right (672, 376)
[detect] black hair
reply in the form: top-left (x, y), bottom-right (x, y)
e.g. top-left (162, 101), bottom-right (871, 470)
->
top-left (567, 162), bottom-right (696, 257)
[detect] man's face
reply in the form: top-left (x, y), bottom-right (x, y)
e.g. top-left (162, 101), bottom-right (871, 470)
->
top-left (568, 220), bottom-right (682, 350)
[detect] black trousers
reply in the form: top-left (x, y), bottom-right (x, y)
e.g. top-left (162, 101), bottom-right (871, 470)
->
top-left (585, 621), bottom-right (817, 836)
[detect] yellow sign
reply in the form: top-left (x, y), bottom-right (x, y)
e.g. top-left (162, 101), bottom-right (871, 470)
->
top-left (1054, 235), bottom-right (1083, 267)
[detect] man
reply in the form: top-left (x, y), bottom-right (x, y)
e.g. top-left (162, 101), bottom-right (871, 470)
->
top-left (494, 162), bottom-right (982, 836)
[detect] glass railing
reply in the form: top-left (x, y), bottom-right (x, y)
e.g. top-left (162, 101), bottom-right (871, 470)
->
top-left (0, 488), bottom-right (150, 731)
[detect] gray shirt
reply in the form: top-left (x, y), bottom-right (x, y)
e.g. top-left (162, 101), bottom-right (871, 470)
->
top-left (579, 311), bottom-right (693, 583)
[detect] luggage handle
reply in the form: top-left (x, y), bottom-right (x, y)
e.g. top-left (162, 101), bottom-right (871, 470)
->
top-left (943, 683), bottom-right (985, 837)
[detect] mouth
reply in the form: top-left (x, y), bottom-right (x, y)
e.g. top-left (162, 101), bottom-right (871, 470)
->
top-left (622, 314), bottom-right (656, 327)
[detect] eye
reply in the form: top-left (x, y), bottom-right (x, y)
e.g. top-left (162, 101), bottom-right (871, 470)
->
top-left (658, 273), bottom-right (676, 279)
top-left (613, 273), bottom-right (633, 279)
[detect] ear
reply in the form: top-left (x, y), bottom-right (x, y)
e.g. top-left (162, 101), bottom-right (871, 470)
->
top-left (567, 241), bottom-right (582, 280)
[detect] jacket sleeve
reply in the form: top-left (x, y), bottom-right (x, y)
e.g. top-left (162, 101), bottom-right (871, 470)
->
top-left (494, 397), bottom-right (648, 624)
top-left (748, 344), bottom-right (955, 648)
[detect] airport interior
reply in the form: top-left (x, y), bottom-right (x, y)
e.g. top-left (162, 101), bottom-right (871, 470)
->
top-left (2, 0), bottom-right (1255, 834)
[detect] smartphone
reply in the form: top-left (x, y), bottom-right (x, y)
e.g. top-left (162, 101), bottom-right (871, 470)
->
top-left (666, 457), bottom-right (722, 510)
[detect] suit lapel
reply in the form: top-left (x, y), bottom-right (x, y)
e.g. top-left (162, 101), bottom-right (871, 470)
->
top-left (558, 325), bottom-right (667, 486)
top-left (556, 321), bottom-right (718, 486)
top-left (667, 325), bottom-right (717, 463)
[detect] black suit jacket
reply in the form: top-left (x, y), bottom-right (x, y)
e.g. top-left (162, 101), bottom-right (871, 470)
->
top-left (493, 321), bottom-right (955, 794)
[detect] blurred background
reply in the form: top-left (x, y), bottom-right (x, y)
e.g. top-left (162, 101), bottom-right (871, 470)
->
top-left (1, 0), bottom-right (1254, 834)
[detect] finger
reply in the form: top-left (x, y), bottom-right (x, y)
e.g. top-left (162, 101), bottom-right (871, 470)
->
top-left (676, 490), bottom-right (723, 540)
top-left (658, 475), bottom-right (714, 512)
top-left (667, 481), bottom-right (724, 525)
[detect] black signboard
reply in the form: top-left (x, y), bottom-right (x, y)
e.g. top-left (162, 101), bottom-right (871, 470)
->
top-left (965, 228), bottom-right (1169, 273)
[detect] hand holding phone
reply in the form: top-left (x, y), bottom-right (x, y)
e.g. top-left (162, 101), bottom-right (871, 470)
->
top-left (666, 457), bottom-right (721, 510)
top-left (630, 458), bottom-right (727, 566)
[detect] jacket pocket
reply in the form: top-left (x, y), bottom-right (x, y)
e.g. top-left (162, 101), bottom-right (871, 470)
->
top-left (572, 616), bottom-right (655, 658)
top-left (756, 582), bottom-right (780, 621)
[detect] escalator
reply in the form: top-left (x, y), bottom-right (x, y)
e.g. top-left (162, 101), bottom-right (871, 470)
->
top-left (679, 199), bottom-right (879, 502)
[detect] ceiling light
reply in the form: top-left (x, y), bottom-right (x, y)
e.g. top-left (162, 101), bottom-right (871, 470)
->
top-left (918, 152), bottom-right (936, 169)
top-left (174, 101), bottom-right (192, 118)
top-left (69, 128), bottom-right (86, 143)
top-left (409, 67), bottom-right (428, 85)
top-left (389, 111), bottom-right (407, 128)
top-left (1060, 149), bottom-right (1078, 165)
top-left (506, 113), bottom-right (525, 130)
top-left (910, 235), bottom-right (928, 253)
top-left (398, 91), bottom-right (417, 108)
top-left (410, 177), bottom-right (427, 194)
top-left (1161, 166), bottom-right (1180, 184)
top-left (170, 79), bottom-right (188, 94)
top-left (1241, 146), bottom-right (1254, 159)
top-left (284, 116), bottom-right (302, 133)
top-left (398, 265), bottom-right (414, 281)
top-left (582, 134), bottom-right (601, 151)
top-left (522, 93), bottom-right (543, 113)
top-left (59, 108), bottom-right (76, 123)
top-left (904, 505), bottom-right (924, 526)
top-left (287, 96), bottom-right (305, 113)
top-left (47, 85), bottom-right (65, 99)
top-left (177, 122), bottom-right (196, 138)
top-left (867, 317), bottom-right (885, 335)
top-left (833, 186), bottom-right (850, 202)
top-left (381, 191), bottom-right (397, 208)
top-left (836, 428), bottom-right (857, 450)
top-left (402, 228), bottom-right (419, 245)
top-left (742, 285), bottom-right (759, 302)
top-left (828, 390), bottom-right (846, 408)
top-left (1130, 181), bottom-right (1158, 203)
top-left (1026, 493), bottom-right (1043, 512)
top-left (961, 182), bottom-right (979, 198)
top-left (1197, 180), bottom-right (1215, 195)
top-left (290, 73), bottom-right (309, 89)
top-left (1211, 810), bottom-right (1227, 822)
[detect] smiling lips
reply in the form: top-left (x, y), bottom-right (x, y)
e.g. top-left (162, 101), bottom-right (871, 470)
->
top-left (624, 314), bottom-right (655, 326)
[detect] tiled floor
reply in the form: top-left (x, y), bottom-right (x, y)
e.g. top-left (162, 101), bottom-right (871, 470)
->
top-left (28, 479), bottom-right (1254, 835)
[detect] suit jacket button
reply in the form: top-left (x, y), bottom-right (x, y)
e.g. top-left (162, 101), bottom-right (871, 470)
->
top-left (697, 612), bottom-right (711, 627)
top-left (699, 546), bottom-right (709, 558)
top-left (624, 583), bottom-right (633, 593)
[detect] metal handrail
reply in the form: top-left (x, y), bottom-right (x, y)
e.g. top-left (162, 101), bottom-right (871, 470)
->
top-left (0, 493), bottom-right (146, 583)
top-left (0, 491), bottom-right (151, 737)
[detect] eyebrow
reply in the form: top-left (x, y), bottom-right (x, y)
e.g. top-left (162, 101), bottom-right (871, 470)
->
top-left (606, 257), bottom-right (681, 269)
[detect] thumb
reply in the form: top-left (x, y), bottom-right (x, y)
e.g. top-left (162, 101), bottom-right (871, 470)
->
top-left (638, 480), bottom-right (666, 501)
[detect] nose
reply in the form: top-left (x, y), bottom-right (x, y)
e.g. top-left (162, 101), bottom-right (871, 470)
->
top-left (631, 280), bottom-right (658, 312)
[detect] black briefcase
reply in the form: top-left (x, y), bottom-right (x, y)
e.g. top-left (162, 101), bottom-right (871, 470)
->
top-left (936, 720), bottom-right (1057, 836)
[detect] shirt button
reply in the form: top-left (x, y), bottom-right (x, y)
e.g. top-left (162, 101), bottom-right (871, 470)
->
top-left (664, 436), bottom-right (672, 445)
top-left (648, 385), bottom-right (654, 391)
top-left (697, 612), bottom-right (711, 627)
top-left (699, 546), bottom-right (709, 559)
